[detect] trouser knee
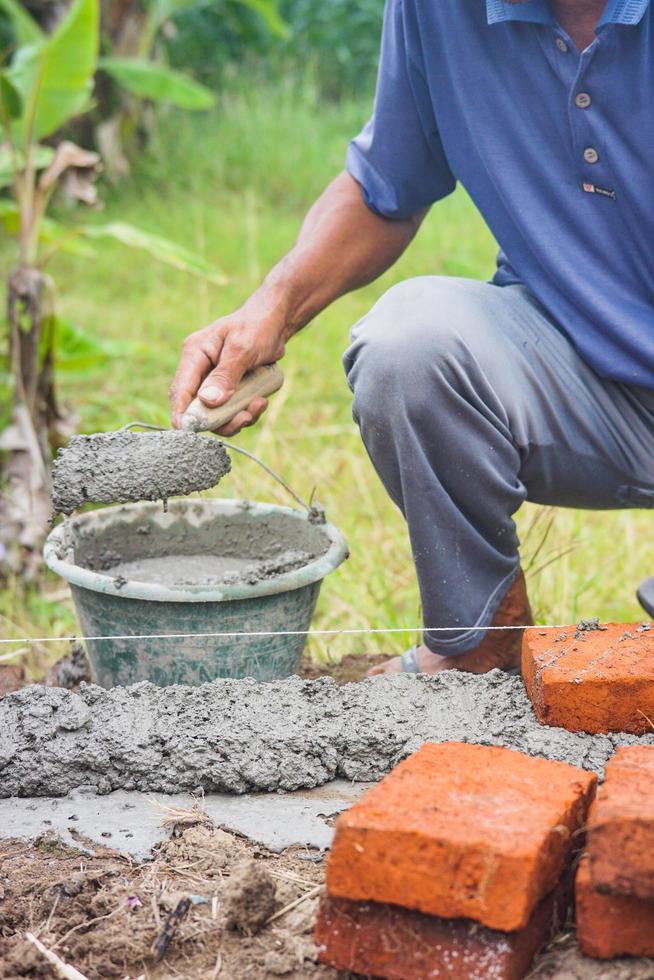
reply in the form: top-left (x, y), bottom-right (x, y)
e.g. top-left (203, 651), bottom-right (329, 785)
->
top-left (343, 278), bottom-right (480, 429)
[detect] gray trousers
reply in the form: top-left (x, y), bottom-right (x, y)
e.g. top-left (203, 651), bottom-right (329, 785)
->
top-left (343, 278), bottom-right (654, 655)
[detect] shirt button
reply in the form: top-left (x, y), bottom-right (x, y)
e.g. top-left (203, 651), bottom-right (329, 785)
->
top-left (556, 37), bottom-right (568, 52)
top-left (584, 147), bottom-right (599, 164)
top-left (575, 92), bottom-right (592, 108)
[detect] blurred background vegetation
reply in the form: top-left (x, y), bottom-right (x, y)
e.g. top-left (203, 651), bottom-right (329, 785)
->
top-left (1, 0), bottom-right (650, 677)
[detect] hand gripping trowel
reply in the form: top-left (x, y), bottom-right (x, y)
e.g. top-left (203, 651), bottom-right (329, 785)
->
top-left (51, 364), bottom-right (287, 515)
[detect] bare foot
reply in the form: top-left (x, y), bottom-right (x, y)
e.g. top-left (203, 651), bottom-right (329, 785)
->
top-left (367, 643), bottom-right (472, 676)
top-left (367, 570), bottom-right (533, 677)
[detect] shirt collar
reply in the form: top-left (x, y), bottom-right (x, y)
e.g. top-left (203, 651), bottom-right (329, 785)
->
top-left (485, 0), bottom-right (554, 25)
top-left (485, 0), bottom-right (649, 27)
top-left (598, 0), bottom-right (649, 26)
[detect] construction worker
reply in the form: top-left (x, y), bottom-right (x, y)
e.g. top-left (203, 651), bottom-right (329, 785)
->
top-left (170, 0), bottom-right (654, 676)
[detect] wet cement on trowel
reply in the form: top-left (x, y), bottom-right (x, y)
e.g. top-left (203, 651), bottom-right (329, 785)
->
top-left (52, 430), bottom-right (231, 514)
top-left (2, 671), bottom-right (654, 798)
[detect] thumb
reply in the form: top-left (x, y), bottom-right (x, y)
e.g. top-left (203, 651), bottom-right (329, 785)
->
top-left (197, 342), bottom-right (252, 406)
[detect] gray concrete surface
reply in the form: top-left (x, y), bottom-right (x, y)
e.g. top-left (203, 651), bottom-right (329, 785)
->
top-left (0, 781), bottom-right (368, 859)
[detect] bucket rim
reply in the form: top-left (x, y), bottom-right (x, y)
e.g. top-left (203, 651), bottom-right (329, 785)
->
top-left (44, 498), bottom-right (349, 603)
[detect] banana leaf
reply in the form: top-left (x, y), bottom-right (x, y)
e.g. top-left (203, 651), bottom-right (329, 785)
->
top-left (81, 221), bottom-right (227, 283)
top-left (99, 57), bottom-right (215, 111)
top-left (0, 0), bottom-right (43, 45)
top-left (8, 0), bottom-right (99, 142)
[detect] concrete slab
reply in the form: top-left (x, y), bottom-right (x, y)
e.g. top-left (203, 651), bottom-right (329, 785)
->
top-left (0, 780), bottom-right (370, 861)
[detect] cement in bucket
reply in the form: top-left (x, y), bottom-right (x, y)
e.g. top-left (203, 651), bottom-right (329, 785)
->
top-left (44, 498), bottom-right (348, 687)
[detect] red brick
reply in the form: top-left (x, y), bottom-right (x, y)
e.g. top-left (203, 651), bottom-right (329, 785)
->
top-left (587, 746), bottom-right (654, 899)
top-left (325, 742), bottom-right (595, 932)
top-left (522, 622), bottom-right (654, 734)
top-left (576, 858), bottom-right (654, 959)
top-left (315, 879), bottom-right (570, 980)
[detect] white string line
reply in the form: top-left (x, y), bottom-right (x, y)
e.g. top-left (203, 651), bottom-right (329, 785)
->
top-left (0, 623), bottom-right (605, 646)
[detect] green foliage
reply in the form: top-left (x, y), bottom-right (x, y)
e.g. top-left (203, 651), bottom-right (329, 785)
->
top-left (0, 196), bottom-right (19, 227)
top-left (38, 217), bottom-right (96, 258)
top-left (0, 0), bottom-right (43, 45)
top-left (0, 144), bottom-right (54, 189)
top-left (80, 221), bottom-right (227, 283)
top-left (99, 56), bottom-right (215, 110)
top-left (238, 0), bottom-right (289, 37)
top-left (0, 0), bottom-right (225, 471)
top-left (0, 200), bottom-right (94, 257)
top-left (7, 0), bottom-right (99, 142)
top-left (279, 0), bottom-right (383, 98)
top-left (164, 0), bottom-right (382, 99)
top-left (0, 1), bottom-right (224, 276)
top-left (148, 0), bottom-right (201, 39)
top-left (51, 314), bottom-right (141, 376)
top-left (125, 81), bottom-right (366, 211)
top-left (0, 71), bottom-right (22, 118)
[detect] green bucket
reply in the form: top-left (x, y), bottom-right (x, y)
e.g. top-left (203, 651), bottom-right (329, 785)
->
top-left (44, 498), bottom-right (348, 687)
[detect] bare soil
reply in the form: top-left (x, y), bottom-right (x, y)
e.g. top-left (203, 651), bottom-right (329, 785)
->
top-left (299, 651), bottom-right (387, 683)
top-left (2, 824), bottom-right (653, 980)
top-left (0, 823), bottom-right (336, 980)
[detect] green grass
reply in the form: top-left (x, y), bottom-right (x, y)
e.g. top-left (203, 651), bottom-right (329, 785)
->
top-left (1, 78), bottom-right (652, 674)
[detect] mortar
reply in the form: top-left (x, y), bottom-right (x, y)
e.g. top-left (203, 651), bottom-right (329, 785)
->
top-left (44, 498), bottom-right (348, 687)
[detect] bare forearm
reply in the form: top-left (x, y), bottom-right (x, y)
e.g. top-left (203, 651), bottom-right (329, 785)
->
top-left (243, 171), bottom-right (427, 338)
top-left (170, 171), bottom-right (425, 432)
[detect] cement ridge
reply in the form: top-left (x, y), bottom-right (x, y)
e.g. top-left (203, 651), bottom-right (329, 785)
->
top-left (1, 670), bottom-right (652, 798)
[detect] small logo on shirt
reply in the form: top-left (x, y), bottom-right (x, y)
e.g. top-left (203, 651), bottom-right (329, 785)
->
top-left (582, 182), bottom-right (616, 200)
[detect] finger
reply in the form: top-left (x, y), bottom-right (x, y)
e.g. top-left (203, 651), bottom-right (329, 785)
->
top-left (216, 398), bottom-right (269, 437)
top-left (215, 410), bottom-right (254, 438)
top-left (215, 397), bottom-right (268, 437)
top-left (244, 396), bottom-right (268, 420)
top-left (169, 331), bottom-right (225, 428)
top-left (197, 337), bottom-right (256, 407)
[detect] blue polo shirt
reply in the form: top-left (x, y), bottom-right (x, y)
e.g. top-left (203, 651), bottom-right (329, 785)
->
top-left (347, 0), bottom-right (654, 388)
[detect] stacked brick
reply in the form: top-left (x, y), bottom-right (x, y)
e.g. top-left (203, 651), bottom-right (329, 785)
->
top-left (315, 742), bottom-right (596, 979)
top-left (576, 745), bottom-right (654, 959)
top-left (522, 621), bottom-right (654, 734)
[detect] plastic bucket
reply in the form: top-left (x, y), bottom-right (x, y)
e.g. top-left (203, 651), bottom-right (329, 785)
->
top-left (44, 498), bottom-right (348, 687)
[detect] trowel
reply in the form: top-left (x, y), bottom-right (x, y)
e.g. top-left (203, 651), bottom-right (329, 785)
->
top-left (52, 363), bottom-right (286, 515)
top-left (179, 362), bottom-right (284, 434)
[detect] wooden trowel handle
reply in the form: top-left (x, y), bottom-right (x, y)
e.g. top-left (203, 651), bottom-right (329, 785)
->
top-left (181, 363), bottom-right (284, 432)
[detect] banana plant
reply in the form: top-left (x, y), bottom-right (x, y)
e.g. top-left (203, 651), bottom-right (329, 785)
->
top-left (0, 0), bottom-right (225, 577)
top-left (94, 0), bottom-right (285, 180)
top-left (95, 0), bottom-right (216, 178)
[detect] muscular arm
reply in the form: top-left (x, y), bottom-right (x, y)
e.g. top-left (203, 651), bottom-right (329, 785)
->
top-left (169, 171), bottom-right (427, 433)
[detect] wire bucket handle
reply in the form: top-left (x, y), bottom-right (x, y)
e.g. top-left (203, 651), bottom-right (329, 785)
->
top-left (120, 422), bottom-right (324, 522)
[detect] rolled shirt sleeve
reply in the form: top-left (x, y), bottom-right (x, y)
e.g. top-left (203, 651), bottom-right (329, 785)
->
top-left (347, 0), bottom-right (457, 220)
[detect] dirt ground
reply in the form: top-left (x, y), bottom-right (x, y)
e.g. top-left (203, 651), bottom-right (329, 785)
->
top-left (2, 820), bottom-right (654, 980)
top-left (0, 819), bottom-right (334, 980)
top-left (299, 651), bottom-right (388, 684)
